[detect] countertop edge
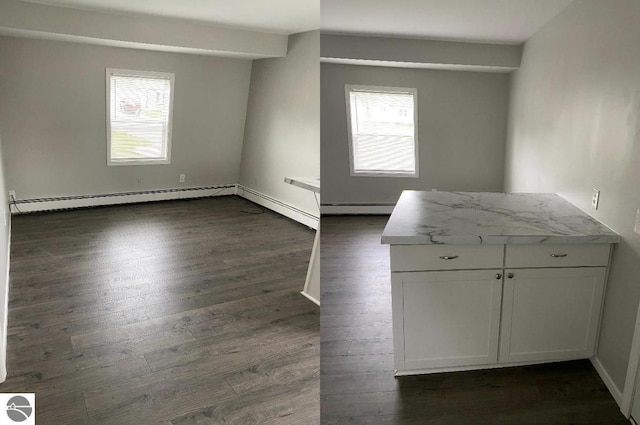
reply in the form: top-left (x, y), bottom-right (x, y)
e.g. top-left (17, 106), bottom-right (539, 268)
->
top-left (381, 235), bottom-right (621, 245)
top-left (284, 176), bottom-right (320, 193)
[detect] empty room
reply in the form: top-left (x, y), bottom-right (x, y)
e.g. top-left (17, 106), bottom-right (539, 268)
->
top-left (0, 0), bottom-right (319, 424)
top-left (320, 0), bottom-right (640, 424)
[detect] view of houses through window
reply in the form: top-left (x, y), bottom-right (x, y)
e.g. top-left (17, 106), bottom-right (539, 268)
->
top-left (346, 85), bottom-right (418, 177)
top-left (107, 69), bottom-right (174, 165)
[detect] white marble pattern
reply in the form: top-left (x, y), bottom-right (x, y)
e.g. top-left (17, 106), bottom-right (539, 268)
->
top-left (284, 176), bottom-right (320, 193)
top-left (381, 191), bottom-right (620, 245)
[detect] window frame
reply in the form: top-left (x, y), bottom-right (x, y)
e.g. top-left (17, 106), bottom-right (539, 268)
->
top-left (345, 84), bottom-right (419, 178)
top-left (106, 68), bottom-right (175, 166)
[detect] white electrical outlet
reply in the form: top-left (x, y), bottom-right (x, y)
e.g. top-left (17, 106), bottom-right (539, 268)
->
top-left (635, 209), bottom-right (640, 235)
top-left (592, 188), bottom-right (600, 210)
top-left (8, 190), bottom-right (15, 200)
top-left (179, 174), bottom-right (185, 183)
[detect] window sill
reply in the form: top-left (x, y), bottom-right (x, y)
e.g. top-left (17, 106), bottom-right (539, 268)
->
top-left (108, 159), bottom-right (170, 166)
top-left (350, 171), bottom-right (419, 178)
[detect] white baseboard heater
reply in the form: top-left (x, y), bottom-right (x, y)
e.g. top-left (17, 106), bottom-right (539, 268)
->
top-left (237, 185), bottom-right (318, 229)
top-left (9, 185), bottom-right (237, 214)
top-left (8, 184), bottom-right (319, 230)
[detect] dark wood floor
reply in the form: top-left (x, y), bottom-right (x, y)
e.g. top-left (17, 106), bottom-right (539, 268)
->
top-left (1, 196), bottom-right (319, 425)
top-left (320, 216), bottom-right (628, 425)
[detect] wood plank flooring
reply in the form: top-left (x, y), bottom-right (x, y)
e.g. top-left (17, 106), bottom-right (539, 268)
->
top-left (320, 216), bottom-right (628, 425)
top-left (0, 196), bottom-right (319, 425)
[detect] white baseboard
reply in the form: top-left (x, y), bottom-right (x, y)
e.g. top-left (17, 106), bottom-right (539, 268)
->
top-left (237, 185), bottom-right (318, 230)
top-left (10, 185), bottom-right (237, 214)
top-left (321, 204), bottom-right (395, 215)
top-left (10, 184), bottom-right (319, 229)
top-left (592, 356), bottom-right (624, 408)
top-left (300, 291), bottom-right (319, 306)
top-left (0, 211), bottom-right (10, 382)
top-left (622, 298), bottom-right (640, 418)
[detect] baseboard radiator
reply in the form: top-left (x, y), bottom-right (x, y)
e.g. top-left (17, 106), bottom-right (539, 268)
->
top-left (9, 185), bottom-right (237, 214)
top-left (9, 184), bottom-right (319, 230)
top-left (237, 185), bottom-right (318, 230)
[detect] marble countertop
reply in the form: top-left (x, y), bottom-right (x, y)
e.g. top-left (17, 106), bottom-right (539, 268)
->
top-left (381, 191), bottom-right (619, 245)
top-left (284, 176), bottom-right (320, 193)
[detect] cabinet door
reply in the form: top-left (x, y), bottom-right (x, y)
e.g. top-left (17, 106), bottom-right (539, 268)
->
top-left (392, 270), bottom-right (503, 371)
top-left (499, 267), bottom-right (606, 363)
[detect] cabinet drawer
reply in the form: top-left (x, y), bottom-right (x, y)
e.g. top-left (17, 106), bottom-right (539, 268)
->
top-left (505, 244), bottom-right (610, 268)
top-left (390, 245), bottom-right (503, 271)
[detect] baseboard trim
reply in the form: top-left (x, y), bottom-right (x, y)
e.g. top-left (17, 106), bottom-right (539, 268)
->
top-left (0, 212), bottom-right (10, 382)
top-left (622, 295), bottom-right (640, 418)
top-left (10, 185), bottom-right (237, 214)
top-left (300, 291), bottom-right (319, 306)
top-left (9, 184), bottom-right (319, 229)
top-left (321, 204), bottom-right (395, 215)
top-left (591, 356), bottom-right (624, 408)
top-left (237, 185), bottom-right (318, 229)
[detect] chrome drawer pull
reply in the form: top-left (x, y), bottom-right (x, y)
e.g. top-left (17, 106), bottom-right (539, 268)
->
top-left (439, 255), bottom-right (459, 260)
top-left (550, 253), bottom-right (568, 258)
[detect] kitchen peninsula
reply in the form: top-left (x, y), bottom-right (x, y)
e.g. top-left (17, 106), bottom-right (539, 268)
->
top-left (381, 191), bottom-right (620, 376)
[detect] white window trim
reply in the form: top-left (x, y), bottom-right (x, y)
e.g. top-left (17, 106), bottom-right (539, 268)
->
top-left (106, 68), bottom-right (175, 166)
top-left (345, 84), bottom-right (419, 178)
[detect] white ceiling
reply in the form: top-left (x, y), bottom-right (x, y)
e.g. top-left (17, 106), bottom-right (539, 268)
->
top-left (321, 0), bottom-right (574, 44)
top-left (20, 0), bottom-right (319, 34)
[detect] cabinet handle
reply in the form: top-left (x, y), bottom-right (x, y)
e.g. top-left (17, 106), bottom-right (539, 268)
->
top-left (550, 253), bottom-right (568, 258)
top-left (495, 273), bottom-right (502, 279)
top-left (439, 255), bottom-right (459, 260)
top-left (508, 273), bottom-right (514, 279)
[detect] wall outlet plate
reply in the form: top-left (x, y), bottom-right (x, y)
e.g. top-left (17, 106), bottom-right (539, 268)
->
top-left (635, 209), bottom-right (640, 235)
top-left (179, 174), bottom-right (185, 183)
top-left (592, 188), bottom-right (600, 210)
top-left (8, 190), bottom-right (15, 199)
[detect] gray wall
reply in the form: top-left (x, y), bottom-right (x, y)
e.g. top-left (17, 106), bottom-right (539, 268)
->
top-left (0, 36), bottom-right (252, 199)
top-left (321, 63), bottom-right (510, 205)
top-left (0, 0), bottom-right (288, 58)
top-left (0, 129), bottom-right (10, 381)
top-left (505, 0), bottom-right (640, 392)
top-left (239, 31), bottom-right (320, 215)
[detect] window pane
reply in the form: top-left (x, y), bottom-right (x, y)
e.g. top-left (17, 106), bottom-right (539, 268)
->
top-left (109, 73), bottom-right (172, 162)
top-left (110, 122), bottom-right (166, 160)
top-left (353, 134), bottom-right (416, 174)
top-left (349, 89), bottom-right (416, 175)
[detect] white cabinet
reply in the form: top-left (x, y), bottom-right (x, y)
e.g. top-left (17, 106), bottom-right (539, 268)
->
top-left (392, 270), bottom-right (503, 371)
top-left (499, 267), bottom-right (606, 363)
top-left (390, 243), bottom-right (612, 375)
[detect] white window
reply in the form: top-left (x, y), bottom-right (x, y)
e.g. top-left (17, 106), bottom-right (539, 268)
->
top-left (345, 85), bottom-right (418, 177)
top-left (106, 68), bottom-right (175, 166)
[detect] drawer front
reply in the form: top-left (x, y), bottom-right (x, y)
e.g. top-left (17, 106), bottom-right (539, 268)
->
top-left (505, 244), bottom-right (610, 268)
top-left (390, 245), bottom-right (504, 271)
